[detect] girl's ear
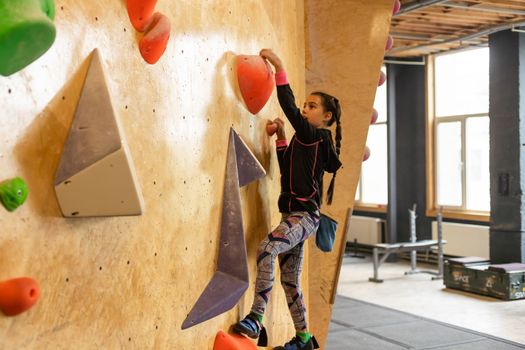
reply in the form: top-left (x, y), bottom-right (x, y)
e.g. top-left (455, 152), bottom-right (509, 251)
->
top-left (324, 111), bottom-right (333, 121)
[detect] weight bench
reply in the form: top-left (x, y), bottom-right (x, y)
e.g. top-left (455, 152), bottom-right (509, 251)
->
top-left (369, 240), bottom-right (446, 283)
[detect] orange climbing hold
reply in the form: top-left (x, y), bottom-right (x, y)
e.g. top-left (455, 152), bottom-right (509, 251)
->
top-left (266, 122), bottom-right (278, 136)
top-left (237, 55), bottom-right (275, 115)
top-left (393, 0), bottom-right (401, 14)
top-left (385, 35), bottom-right (394, 51)
top-left (363, 145), bottom-right (371, 162)
top-left (0, 277), bottom-right (40, 316)
top-left (378, 70), bottom-right (386, 86)
top-left (213, 330), bottom-right (257, 350)
top-left (371, 109), bottom-right (378, 124)
top-left (139, 13), bottom-right (171, 64)
top-left (126, 0), bottom-right (158, 32)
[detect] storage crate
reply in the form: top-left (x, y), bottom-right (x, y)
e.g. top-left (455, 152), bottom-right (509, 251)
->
top-left (444, 259), bottom-right (525, 301)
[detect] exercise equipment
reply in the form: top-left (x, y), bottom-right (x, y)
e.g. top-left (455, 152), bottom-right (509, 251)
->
top-left (181, 129), bottom-right (266, 330)
top-left (54, 49), bottom-right (144, 217)
top-left (236, 55), bottom-right (275, 115)
top-left (0, 0), bottom-right (56, 76)
top-left (0, 277), bottom-right (40, 316)
top-left (0, 177), bottom-right (29, 212)
top-left (213, 330), bottom-right (256, 350)
top-left (369, 205), bottom-right (445, 283)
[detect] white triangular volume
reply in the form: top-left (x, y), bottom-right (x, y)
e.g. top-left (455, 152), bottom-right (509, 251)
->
top-left (54, 49), bottom-right (144, 217)
top-left (55, 147), bottom-right (143, 217)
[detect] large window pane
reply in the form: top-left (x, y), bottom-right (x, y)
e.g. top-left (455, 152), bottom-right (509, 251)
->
top-left (437, 122), bottom-right (462, 206)
top-left (466, 117), bottom-right (490, 211)
top-left (435, 48), bottom-right (489, 117)
top-left (361, 125), bottom-right (388, 204)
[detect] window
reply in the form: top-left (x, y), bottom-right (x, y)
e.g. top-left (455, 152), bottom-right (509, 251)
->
top-left (355, 67), bottom-right (388, 209)
top-left (430, 48), bottom-right (490, 216)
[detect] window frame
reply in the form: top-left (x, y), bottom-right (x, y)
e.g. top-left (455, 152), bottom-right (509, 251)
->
top-left (426, 53), bottom-right (490, 223)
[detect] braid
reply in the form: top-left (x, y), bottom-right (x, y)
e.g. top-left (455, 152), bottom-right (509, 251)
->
top-left (327, 98), bottom-right (342, 205)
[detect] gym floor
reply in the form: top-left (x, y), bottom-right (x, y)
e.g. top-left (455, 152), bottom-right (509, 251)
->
top-left (330, 255), bottom-right (525, 346)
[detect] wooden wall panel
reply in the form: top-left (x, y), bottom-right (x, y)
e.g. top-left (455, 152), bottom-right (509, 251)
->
top-left (0, 1), bottom-right (305, 348)
top-left (305, 0), bottom-right (393, 347)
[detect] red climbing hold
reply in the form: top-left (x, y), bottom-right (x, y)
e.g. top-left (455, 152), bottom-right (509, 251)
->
top-left (363, 146), bottom-right (371, 162)
top-left (139, 13), bottom-right (171, 64)
top-left (126, 0), bottom-right (158, 32)
top-left (393, 0), bottom-right (401, 15)
top-left (0, 277), bottom-right (40, 316)
top-left (385, 35), bottom-right (394, 51)
top-left (237, 55), bottom-right (275, 115)
top-left (266, 122), bottom-right (278, 136)
top-left (378, 70), bottom-right (386, 87)
top-left (371, 109), bottom-right (378, 125)
top-left (213, 330), bottom-right (257, 350)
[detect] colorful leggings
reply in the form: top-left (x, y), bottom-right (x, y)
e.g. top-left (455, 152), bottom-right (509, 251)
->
top-left (250, 211), bottom-right (320, 331)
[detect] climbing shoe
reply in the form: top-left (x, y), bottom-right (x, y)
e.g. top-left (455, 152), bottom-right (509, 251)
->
top-left (232, 313), bottom-right (268, 346)
top-left (273, 336), bottom-right (319, 350)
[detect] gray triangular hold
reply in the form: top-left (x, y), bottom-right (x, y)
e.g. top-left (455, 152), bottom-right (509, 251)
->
top-left (55, 49), bottom-right (121, 185)
top-left (216, 129), bottom-right (248, 280)
top-left (54, 49), bottom-right (143, 217)
top-left (232, 129), bottom-right (266, 187)
top-left (181, 128), bottom-right (266, 330)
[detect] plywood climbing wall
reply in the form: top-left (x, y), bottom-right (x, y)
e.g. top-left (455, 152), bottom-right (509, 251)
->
top-left (305, 0), bottom-right (394, 347)
top-left (0, 1), bottom-right (306, 348)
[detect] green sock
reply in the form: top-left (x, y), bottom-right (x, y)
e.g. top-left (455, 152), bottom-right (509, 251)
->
top-left (250, 312), bottom-right (263, 324)
top-left (296, 331), bottom-right (311, 343)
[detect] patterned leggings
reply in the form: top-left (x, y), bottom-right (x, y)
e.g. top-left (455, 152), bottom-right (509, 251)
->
top-left (250, 211), bottom-right (320, 331)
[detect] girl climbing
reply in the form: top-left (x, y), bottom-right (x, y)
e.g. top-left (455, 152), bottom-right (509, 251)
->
top-left (233, 49), bottom-right (342, 350)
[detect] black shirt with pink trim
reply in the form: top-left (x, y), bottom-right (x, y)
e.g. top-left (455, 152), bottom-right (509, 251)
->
top-left (274, 71), bottom-right (342, 213)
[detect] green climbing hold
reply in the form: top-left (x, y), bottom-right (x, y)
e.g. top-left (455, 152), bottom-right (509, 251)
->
top-left (0, 177), bottom-right (29, 212)
top-left (0, 0), bottom-right (56, 76)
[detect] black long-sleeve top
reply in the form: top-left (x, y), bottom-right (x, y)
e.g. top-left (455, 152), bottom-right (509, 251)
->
top-left (276, 83), bottom-right (342, 213)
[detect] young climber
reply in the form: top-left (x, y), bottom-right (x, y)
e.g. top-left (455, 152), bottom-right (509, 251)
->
top-left (233, 49), bottom-right (342, 350)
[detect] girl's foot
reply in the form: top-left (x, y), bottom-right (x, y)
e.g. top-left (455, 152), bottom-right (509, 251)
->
top-left (233, 313), bottom-right (268, 346)
top-left (273, 336), bottom-right (319, 350)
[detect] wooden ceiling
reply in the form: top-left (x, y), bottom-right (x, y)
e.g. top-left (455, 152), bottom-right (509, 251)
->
top-left (388, 0), bottom-right (525, 58)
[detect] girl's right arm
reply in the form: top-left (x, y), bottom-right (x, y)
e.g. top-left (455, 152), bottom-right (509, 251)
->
top-left (260, 49), bottom-right (317, 142)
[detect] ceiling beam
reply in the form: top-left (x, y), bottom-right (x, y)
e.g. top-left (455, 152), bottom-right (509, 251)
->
top-left (388, 18), bottom-right (525, 55)
top-left (394, 0), bottom-right (450, 17)
top-left (442, 2), bottom-right (525, 16)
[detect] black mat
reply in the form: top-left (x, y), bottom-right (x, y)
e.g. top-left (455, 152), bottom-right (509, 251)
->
top-left (326, 295), bottom-right (525, 349)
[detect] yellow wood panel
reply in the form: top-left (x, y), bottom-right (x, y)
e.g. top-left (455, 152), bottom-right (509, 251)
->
top-left (305, 0), bottom-right (394, 347)
top-left (0, 0), bottom-right (304, 348)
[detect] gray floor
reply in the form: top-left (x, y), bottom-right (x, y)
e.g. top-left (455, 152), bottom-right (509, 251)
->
top-left (326, 295), bottom-right (525, 350)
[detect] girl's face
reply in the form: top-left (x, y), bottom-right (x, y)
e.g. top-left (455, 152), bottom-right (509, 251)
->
top-left (301, 94), bottom-right (332, 128)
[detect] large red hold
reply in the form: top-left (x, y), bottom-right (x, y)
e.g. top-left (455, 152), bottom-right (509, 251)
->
top-left (126, 0), bottom-right (158, 32)
top-left (0, 277), bottom-right (40, 316)
top-left (237, 55), bottom-right (275, 115)
top-left (139, 13), bottom-right (171, 64)
top-left (213, 330), bottom-right (257, 350)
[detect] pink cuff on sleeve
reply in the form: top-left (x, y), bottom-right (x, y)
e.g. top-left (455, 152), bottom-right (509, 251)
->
top-left (276, 140), bottom-right (288, 148)
top-left (274, 70), bottom-right (289, 86)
